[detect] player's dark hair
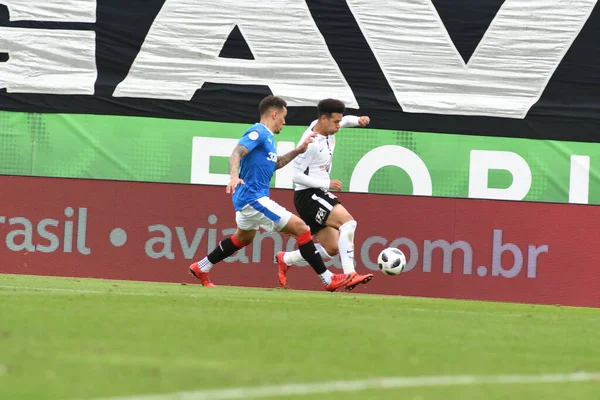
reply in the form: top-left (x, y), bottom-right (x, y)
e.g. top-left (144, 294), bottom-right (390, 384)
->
top-left (317, 98), bottom-right (346, 118)
top-left (259, 95), bottom-right (287, 116)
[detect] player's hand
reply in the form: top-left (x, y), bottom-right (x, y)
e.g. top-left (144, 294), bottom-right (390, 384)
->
top-left (297, 132), bottom-right (318, 153)
top-left (226, 177), bottom-right (245, 194)
top-left (329, 180), bottom-right (343, 191)
top-left (358, 116), bottom-right (370, 127)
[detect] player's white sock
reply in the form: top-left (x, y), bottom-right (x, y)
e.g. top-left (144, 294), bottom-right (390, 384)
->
top-left (338, 220), bottom-right (357, 274)
top-left (284, 244), bottom-right (331, 265)
top-left (283, 249), bottom-right (304, 265)
top-left (198, 257), bottom-right (213, 273)
top-left (315, 243), bottom-right (333, 259)
top-left (319, 270), bottom-right (333, 285)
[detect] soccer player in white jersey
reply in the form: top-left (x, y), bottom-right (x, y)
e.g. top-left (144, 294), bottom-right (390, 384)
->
top-left (275, 98), bottom-right (374, 291)
top-left (189, 95), bottom-right (370, 292)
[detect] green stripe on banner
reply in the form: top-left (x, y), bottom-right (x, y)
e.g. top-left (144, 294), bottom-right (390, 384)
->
top-left (0, 111), bottom-right (599, 204)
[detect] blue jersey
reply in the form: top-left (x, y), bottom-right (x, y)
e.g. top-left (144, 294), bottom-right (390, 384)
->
top-left (232, 123), bottom-right (277, 211)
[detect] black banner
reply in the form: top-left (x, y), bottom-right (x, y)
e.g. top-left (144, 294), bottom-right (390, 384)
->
top-left (0, 0), bottom-right (598, 142)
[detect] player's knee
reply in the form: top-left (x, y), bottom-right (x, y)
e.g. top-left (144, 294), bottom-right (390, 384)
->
top-left (340, 219), bottom-right (357, 232)
top-left (288, 216), bottom-right (311, 237)
top-left (297, 223), bottom-right (311, 236)
top-left (341, 210), bottom-right (354, 223)
top-left (235, 229), bottom-right (255, 244)
top-left (325, 244), bottom-right (339, 256)
top-left (329, 205), bottom-right (353, 226)
top-left (292, 216), bottom-right (309, 232)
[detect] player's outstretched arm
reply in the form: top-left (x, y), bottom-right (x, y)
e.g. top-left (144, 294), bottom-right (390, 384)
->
top-left (275, 132), bottom-right (317, 170)
top-left (226, 144), bottom-right (249, 193)
top-left (357, 116), bottom-right (370, 127)
top-left (275, 148), bottom-right (303, 170)
top-left (340, 115), bottom-right (370, 129)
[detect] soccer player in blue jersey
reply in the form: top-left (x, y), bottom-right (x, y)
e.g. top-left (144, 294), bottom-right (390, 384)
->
top-left (189, 95), bottom-right (370, 291)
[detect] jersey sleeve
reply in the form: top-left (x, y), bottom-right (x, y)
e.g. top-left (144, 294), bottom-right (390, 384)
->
top-left (293, 169), bottom-right (331, 190)
top-left (340, 115), bottom-right (360, 128)
top-left (292, 142), bottom-right (331, 190)
top-left (311, 116), bottom-right (359, 129)
top-left (238, 129), bottom-right (266, 152)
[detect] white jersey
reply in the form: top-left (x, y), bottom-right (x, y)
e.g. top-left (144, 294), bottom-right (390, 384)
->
top-left (292, 115), bottom-right (360, 191)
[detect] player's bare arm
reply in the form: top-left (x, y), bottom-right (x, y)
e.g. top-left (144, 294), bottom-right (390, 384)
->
top-left (275, 132), bottom-right (317, 170)
top-left (226, 144), bottom-right (249, 193)
top-left (275, 149), bottom-right (303, 170)
top-left (329, 180), bottom-right (343, 191)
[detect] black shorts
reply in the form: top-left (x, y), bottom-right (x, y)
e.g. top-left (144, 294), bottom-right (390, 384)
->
top-left (293, 188), bottom-right (340, 234)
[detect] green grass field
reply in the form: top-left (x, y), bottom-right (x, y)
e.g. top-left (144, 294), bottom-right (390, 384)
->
top-left (1, 274), bottom-right (599, 400)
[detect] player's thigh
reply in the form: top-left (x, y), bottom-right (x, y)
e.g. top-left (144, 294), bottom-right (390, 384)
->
top-left (314, 227), bottom-right (340, 256)
top-left (238, 197), bottom-right (293, 233)
top-left (280, 214), bottom-right (311, 237)
top-left (325, 204), bottom-right (354, 229)
top-left (294, 189), bottom-right (339, 232)
top-left (235, 207), bottom-right (261, 234)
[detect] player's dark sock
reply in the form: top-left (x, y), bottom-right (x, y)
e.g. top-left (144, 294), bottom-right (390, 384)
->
top-left (297, 230), bottom-right (327, 275)
top-left (207, 236), bottom-right (250, 265)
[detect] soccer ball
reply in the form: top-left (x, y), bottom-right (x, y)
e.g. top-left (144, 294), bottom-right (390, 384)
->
top-left (377, 247), bottom-right (406, 276)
